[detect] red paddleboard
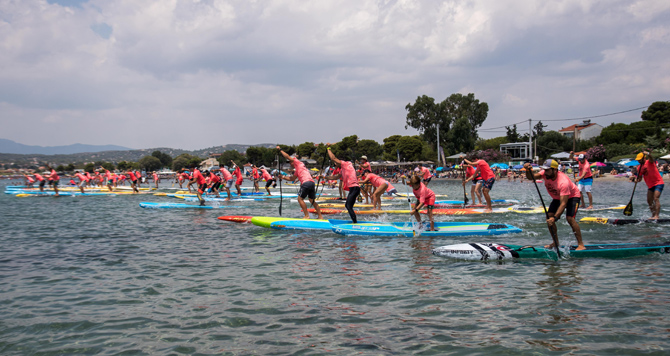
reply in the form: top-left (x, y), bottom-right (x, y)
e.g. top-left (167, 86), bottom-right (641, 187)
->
top-left (217, 215), bottom-right (253, 223)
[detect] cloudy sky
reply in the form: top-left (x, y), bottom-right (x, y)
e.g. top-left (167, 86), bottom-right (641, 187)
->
top-left (1, 0), bottom-right (668, 150)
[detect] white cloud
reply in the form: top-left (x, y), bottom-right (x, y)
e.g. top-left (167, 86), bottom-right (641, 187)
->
top-left (0, 0), bottom-right (668, 150)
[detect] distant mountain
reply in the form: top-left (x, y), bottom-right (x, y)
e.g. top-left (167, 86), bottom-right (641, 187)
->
top-left (0, 138), bottom-right (132, 155)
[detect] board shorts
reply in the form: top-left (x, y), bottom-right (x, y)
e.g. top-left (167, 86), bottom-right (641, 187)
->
top-left (265, 179), bottom-right (275, 188)
top-left (198, 183), bottom-right (207, 194)
top-left (472, 179), bottom-right (482, 186)
top-left (224, 179), bottom-right (234, 189)
top-left (648, 184), bottom-right (664, 194)
top-left (131, 180), bottom-right (138, 185)
top-left (384, 188), bottom-right (398, 196)
top-left (482, 177), bottom-right (495, 190)
top-left (79, 180), bottom-right (87, 188)
top-left (298, 181), bottom-right (317, 200)
top-left (51, 180), bottom-right (59, 187)
top-left (548, 197), bottom-right (580, 219)
top-left (578, 177), bottom-right (593, 193)
top-left (39, 180), bottom-right (46, 188)
top-left (423, 177), bottom-right (432, 184)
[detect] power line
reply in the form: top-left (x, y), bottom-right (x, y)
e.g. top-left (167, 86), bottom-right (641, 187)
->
top-left (478, 105), bottom-right (649, 131)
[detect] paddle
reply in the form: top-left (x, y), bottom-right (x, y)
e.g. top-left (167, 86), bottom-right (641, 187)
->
top-left (460, 164), bottom-right (469, 207)
top-left (528, 166), bottom-right (561, 258)
top-left (623, 180), bottom-right (638, 216)
top-left (314, 146), bottom-right (328, 199)
top-left (276, 153), bottom-right (283, 216)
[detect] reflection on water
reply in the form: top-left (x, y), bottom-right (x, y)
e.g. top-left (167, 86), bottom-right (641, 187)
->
top-left (1, 179), bottom-right (670, 354)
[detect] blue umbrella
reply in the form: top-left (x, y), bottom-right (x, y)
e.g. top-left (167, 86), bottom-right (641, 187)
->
top-left (513, 164), bottom-right (523, 169)
top-left (624, 161), bottom-right (639, 166)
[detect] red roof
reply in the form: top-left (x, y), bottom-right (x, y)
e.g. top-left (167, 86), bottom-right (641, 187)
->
top-left (559, 123), bottom-right (596, 132)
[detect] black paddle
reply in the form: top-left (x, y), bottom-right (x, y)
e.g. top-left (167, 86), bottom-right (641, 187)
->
top-left (276, 152), bottom-right (283, 216)
top-left (623, 179), bottom-right (638, 216)
top-left (314, 147), bottom-right (328, 199)
top-left (460, 164), bottom-right (469, 207)
top-left (529, 166), bottom-right (561, 259)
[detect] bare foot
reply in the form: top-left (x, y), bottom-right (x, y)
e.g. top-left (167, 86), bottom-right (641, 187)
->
top-left (575, 245), bottom-right (586, 251)
top-left (585, 206), bottom-right (594, 210)
top-left (544, 243), bottom-right (555, 249)
top-left (484, 209), bottom-right (493, 213)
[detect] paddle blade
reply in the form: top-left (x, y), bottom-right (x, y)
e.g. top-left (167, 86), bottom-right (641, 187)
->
top-left (623, 201), bottom-right (633, 216)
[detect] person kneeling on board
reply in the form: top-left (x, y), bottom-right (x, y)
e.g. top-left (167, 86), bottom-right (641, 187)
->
top-left (277, 146), bottom-right (323, 219)
top-left (524, 160), bottom-right (585, 250)
top-left (409, 175), bottom-right (436, 231)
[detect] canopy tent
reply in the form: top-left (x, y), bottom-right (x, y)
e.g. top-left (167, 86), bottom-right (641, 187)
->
top-left (661, 154), bottom-right (670, 160)
top-left (551, 152), bottom-right (571, 159)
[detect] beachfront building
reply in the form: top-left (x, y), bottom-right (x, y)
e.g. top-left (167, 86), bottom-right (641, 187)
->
top-left (500, 142), bottom-right (532, 161)
top-left (558, 120), bottom-right (604, 141)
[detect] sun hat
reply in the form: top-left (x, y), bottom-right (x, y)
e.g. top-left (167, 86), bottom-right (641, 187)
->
top-left (360, 155), bottom-right (368, 161)
top-left (636, 152), bottom-right (645, 160)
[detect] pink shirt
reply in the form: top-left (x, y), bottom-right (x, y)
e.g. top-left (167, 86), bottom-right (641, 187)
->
top-left (291, 159), bottom-right (314, 184)
top-left (420, 166), bottom-right (432, 179)
top-left (578, 159), bottom-right (592, 179)
top-left (252, 168), bottom-right (259, 179)
top-left (233, 166), bottom-right (244, 184)
top-left (640, 160), bottom-right (663, 188)
top-left (476, 160), bottom-right (495, 181)
top-left (365, 173), bottom-right (387, 188)
top-left (50, 169), bottom-right (59, 181)
top-left (153, 173), bottom-right (158, 180)
top-left (220, 168), bottom-right (233, 180)
top-left (261, 169), bottom-right (272, 181)
top-left (540, 170), bottom-right (581, 200)
top-left (340, 161), bottom-right (359, 191)
top-left (412, 182), bottom-right (436, 205)
top-left (386, 181), bottom-right (396, 192)
top-left (127, 171), bottom-right (137, 181)
top-left (75, 173), bottom-right (88, 182)
top-left (34, 173), bottom-right (44, 181)
top-left (193, 169), bottom-right (207, 185)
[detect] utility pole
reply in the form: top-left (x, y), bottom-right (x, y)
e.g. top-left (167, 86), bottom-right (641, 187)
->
top-left (436, 122), bottom-right (440, 167)
top-left (528, 119), bottom-right (532, 162)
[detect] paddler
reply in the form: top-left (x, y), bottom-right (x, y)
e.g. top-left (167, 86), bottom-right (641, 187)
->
top-left (634, 151), bottom-right (664, 220)
top-left (74, 171), bottom-right (89, 194)
top-left (416, 163), bottom-right (433, 184)
top-left (34, 172), bottom-right (46, 192)
top-left (358, 155), bottom-right (372, 204)
top-left (206, 170), bottom-right (222, 197)
top-left (24, 175), bottom-right (35, 187)
top-left (46, 165), bottom-right (60, 196)
top-left (277, 146), bottom-right (323, 219)
top-left (126, 170), bottom-right (139, 193)
top-left (461, 155), bottom-right (496, 212)
top-left (219, 166), bottom-right (235, 201)
top-left (193, 168), bottom-right (208, 206)
top-left (359, 169), bottom-right (390, 210)
top-left (569, 151), bottom-right (594, 209)
top-left (324, 144), bottom-right (360, 222)
top-left (260, 166), bottom-right (275, 195)
top-left (409, 175), bottom-right (436, 231)
top-left (230, 161), bottom-right (244, 196)
top-left (462, 162), bottom-right (483, 205)
top-left (152, 171), bottom-right (159, 189)
top-left (524, 160), bottom-right (585, 250)
top-left (251, 165), bottom-right (260, 193)
top-left (102, 168), bottom-right (114, 192)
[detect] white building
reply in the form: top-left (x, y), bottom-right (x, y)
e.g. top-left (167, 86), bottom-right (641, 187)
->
top-left (558, 120), bottom-right (603, 141)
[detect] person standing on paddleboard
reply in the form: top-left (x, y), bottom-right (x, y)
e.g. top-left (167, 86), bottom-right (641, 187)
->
top-left (260, 166), bottom-right (275, 195)
top-left (251, 165), bottom-right (261, 193)
top-left (524, 160), bottom-right (585, 250)
top-left (34, 172), bottom-right (46, 192)
top-left (276, 147), bottom-right (323, 219)
top-left (74, 171), bottom-right (89, 194)
top-left (635, 151), bottom-right (664, 220)
top-left (360, 170), bottom-right (389, 210)
top-left (126, 170), bottom-right (140, 193)
top-left (462, 162), bottom-right (483, 205)
top-left (417, 163), bottom-right (433, 184)
top-left (409, 175), bottom-right (436, 231)
top-left (230, 161), bottom-right (244, 196)
top-left (219, 166), bottom-right (235, 201)
top-left (46, 166), bottom-right (60, 196)
top-left (324, 144), bottom-right (360, 222)
top-left (193, 168), bottom-right (208, 205)
top-left (461, 155), bottom-right (495, 212)
top-left (570, 152), bottom-right (594, 209)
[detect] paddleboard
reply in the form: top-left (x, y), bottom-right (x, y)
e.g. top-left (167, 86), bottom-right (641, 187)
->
top-left (182, 196), bottom-right (265, 202)
top-left (432, 242), bottom-right (670, 261)
top-left (139, 202), bottom-right (246, 209)
top-left (580, 217), bottom-right (670, 225)
top-left (332, 222), bottom-right (522, 237)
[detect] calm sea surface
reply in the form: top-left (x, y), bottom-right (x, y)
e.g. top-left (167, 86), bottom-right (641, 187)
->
top-left (1, 177), bottom-right (669, 355)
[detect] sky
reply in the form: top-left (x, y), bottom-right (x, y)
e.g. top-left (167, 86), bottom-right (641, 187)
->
top-left (0, 0), bottom-right (669, 151)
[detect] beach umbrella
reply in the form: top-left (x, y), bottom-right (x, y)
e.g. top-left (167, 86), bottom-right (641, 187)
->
top-left (624, 161), bottom-right (639, 166)
top-left (513, 164), bottom-right (523, 169)
top-left (590, 162), bottom-right (606, 167)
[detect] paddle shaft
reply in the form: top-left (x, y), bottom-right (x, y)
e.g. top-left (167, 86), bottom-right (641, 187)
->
top-left (461, 166), bottom-right (469, 207)
top-left (531, 175), bottom-right (561, 258)
top-left (314, 149), bottom-right (328, 199)
top-left (277, 153), bottom-right (283, 216)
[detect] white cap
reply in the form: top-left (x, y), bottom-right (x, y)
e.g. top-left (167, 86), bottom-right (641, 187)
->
top-left (578, 154), bottom-right (585, 160)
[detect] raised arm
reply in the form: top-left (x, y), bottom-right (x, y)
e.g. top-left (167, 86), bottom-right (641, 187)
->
top-left (326, 144), bottom-right (342, 166)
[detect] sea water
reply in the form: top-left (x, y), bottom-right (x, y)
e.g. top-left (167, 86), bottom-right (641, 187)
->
top-left (1, 178), bottom-right (669, 355)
